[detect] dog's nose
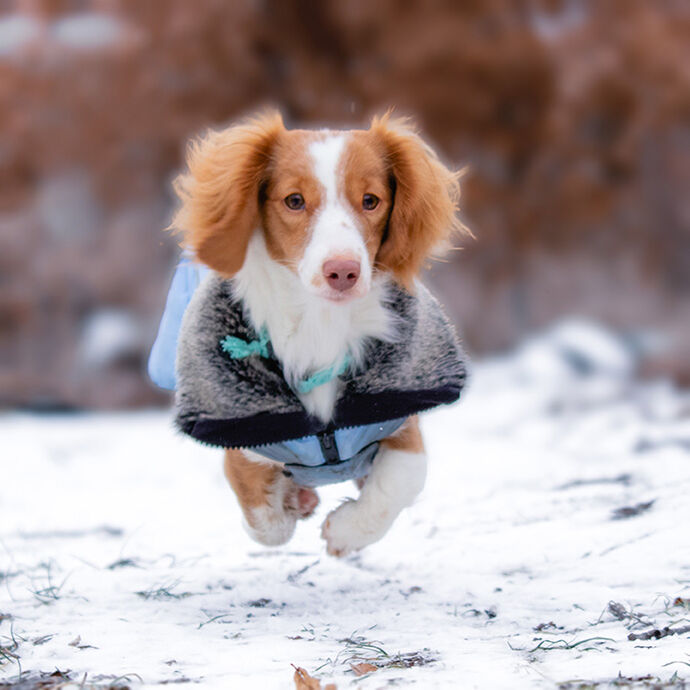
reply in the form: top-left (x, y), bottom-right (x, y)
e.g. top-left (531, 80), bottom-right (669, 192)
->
top-left (322, 259), bottom-right (361, 292)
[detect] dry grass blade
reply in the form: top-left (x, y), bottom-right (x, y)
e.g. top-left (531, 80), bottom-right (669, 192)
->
top-left (135, 579), bottom-right (191, 601)
top-left (606, 600), bottom-right (654, 629)
top-left (529, 636), bottom-right (614, 653)
top-left (611, 500), bottom-right (655, 520)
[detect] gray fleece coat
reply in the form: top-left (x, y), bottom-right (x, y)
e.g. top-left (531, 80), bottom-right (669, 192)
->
top-left (174, 274), bottom-right (466, 483)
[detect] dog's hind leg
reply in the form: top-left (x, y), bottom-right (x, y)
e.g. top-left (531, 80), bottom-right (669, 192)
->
top-left (224, 449), bottom-right (319, 546)
top-left (321, 416), bottom-right (426, 557)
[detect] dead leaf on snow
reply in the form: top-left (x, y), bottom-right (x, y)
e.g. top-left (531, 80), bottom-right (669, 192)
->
top-left (292, 665), bottom-right (337, 690)
top-left (67, 634), bottom-right (98, 650)
top-left (351, 662), bottom-right (378, 676)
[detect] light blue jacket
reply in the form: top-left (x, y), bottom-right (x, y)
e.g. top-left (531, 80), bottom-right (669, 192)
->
top-left (148, 259), bottom-right (405, 487)
top-left (148, 256), bottom-right (211, 391)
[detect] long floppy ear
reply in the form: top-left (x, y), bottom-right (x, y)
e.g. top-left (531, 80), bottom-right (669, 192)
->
top-left (171, 111), bottom-right (284, 276)
top-left (370, 113), bottom-right (463, 287)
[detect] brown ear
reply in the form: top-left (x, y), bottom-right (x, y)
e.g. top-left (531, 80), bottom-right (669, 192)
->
top-left (370, 113), bottom-right (463, 287)
top-left (171, 111), bottom-right (284, 276)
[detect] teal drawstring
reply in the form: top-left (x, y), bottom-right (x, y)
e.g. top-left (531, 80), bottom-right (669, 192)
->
top-left (296, 354), bottom-right (351, 394)
top-left (220, 329), bottom-right (270, 359)
top-left (220, 329), bottom-right (350, 394)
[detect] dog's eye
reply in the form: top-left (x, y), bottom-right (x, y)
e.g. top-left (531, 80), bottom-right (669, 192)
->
top-left (362, 193), bottom-right (379, 211)
top-left (284, 193), bottom-right (305, 210)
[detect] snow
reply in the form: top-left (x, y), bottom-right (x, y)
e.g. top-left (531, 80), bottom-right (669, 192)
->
top-left (80, 309), bottom-right (143, 369)
top-left (51, 14), bottom-right (128, 51)
top-left (530, 2), bottom-right (586, 42)
top-left (0, 12), bottom-right (132, 60)
top-left (519, 319), bottom-right (635, 379)
top-left (1, 323), bottom-right (689, 689)
top-left (0, 15), bottom-right (40, 57)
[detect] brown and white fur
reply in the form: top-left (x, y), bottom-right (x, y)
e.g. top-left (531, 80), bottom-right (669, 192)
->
top-left (172, 111), bottom-right (461, 556)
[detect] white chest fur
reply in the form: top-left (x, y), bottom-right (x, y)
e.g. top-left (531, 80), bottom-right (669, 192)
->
top-left (232, 233), bottom-right (396, 422)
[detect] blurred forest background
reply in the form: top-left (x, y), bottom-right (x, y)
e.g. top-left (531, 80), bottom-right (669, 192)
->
top-left (1, 0), bottom-right (688, 410)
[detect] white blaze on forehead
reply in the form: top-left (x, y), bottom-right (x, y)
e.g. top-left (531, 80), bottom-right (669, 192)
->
top-left (297, 133), bottom-right (372, 294)
top-left (310, 134), bottom-right (347, 206)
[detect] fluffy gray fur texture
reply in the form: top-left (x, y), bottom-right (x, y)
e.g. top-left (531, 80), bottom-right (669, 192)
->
top-left (175, 273), bottom-right (466, 445)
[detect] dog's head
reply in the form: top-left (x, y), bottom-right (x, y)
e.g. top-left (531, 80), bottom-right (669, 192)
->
top-left (173, 111), bottom-right (461, 301)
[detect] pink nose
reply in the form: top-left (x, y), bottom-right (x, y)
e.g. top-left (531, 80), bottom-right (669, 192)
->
top-left (322, 259), bottom-right (361, 292)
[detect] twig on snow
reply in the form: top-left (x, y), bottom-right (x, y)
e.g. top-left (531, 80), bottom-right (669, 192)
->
top-left (628, 623), bottom-right (690, 641)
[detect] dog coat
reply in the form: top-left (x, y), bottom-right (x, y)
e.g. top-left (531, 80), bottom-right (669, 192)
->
top-left (149, 259), bottom-right (467, 487)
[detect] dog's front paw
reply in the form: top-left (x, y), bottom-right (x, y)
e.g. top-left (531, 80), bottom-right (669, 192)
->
top-left (321, 500), bottom-right (391, 557)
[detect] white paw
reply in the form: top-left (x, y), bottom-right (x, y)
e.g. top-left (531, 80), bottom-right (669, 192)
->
top-left (320, 499), bottom-right (392, 557)
top-left (244, 505), bottom-right (296, 547)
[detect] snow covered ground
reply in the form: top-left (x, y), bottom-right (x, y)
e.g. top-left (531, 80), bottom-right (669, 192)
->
top-left (1, 321), bottom-right (689, 689)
